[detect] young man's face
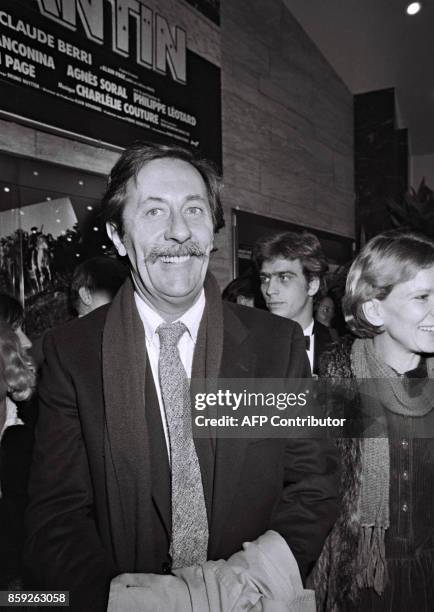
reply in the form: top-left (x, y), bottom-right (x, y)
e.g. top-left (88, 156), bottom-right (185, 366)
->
top-left (107, 157), bottom-right (214, 319)
top-left (259, 257), bottom-right (318, 324)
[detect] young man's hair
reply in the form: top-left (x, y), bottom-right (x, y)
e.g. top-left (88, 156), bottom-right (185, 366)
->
top-left (252, 231), bottom-right (329, 298)
top-left (70, 256), bottom-right (129, 313)
top-left (343, 229), bottom-right (434, 337)
top-left (101, 142), bottom-right (225, 235)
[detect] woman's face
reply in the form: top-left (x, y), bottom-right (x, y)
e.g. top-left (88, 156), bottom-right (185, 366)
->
top-left (316, 296), bottom-right (335, 326)
top-left (376, 265), bottom-right (434, 357)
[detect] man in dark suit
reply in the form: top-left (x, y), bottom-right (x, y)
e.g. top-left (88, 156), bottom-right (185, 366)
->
top-left (253, 231), bottom-right (334, 375)
top-left (25, 144), bottom-right (339, 611)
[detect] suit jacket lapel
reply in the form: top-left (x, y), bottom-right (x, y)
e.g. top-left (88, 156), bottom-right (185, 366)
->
top-left (208, 305), bottom-right (256, 556)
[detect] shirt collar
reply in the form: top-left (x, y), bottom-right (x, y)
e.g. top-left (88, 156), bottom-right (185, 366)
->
top-left (390, 357), bottom-right (427, 379)
top-left (134, 289), bottom-right (206, 345)
top-left (303, 320), bottom-right (314, 336)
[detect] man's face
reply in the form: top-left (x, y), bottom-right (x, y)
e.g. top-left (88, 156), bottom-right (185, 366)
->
top-left (259, 257), bottom-right (318, 323)
top-left (108, 158), bottom-right (214, 318)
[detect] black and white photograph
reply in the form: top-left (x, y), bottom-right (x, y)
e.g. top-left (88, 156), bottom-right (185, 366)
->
top-left (0, 1), bottom-right (433, 610)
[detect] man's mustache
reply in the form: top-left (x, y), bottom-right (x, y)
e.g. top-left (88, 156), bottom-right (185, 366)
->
top-left (147, 242), bottom-right (206, 263)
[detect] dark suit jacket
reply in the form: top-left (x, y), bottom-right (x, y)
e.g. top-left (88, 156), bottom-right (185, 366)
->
top-left (25, 299), bottom-right (339, 611)
top-left (313, 320), bottom-right (334, 375)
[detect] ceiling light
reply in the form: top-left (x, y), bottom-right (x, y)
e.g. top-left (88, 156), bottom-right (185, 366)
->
top-left (86, 205), bottom-right (93, 211)
top-left (3, 186), bottom-right (10, 192)
top-left (78, 179), bottom-right (84, 186)
top-left (46, 196), bottom-right (52, 201)
top-left (33, 170), bottom-right (39, 176)
top-left (406, 2), bottom-right (422, 15)
top-left (93, 226), bottom-right (99, 231)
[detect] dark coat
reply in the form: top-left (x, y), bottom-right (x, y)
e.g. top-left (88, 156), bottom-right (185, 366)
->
top-left (312, 320), bottom-right (334, 375)
top-left (25, 290), bottom-right (340, 611)
top-left (307, 337), bottom-right (362, 611)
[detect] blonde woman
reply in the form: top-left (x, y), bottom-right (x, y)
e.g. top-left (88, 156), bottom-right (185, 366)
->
top-left (0, 318), bottom-right (35, 588)
top-left (310, 230), bottom-right (434, 611)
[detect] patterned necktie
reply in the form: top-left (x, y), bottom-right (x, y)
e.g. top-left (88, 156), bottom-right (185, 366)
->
top-left (156, 321), bottom-right (209, 568)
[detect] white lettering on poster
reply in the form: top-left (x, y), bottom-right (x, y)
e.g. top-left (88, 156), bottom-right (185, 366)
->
top-left (0, 34), bottom-right (55, 69)
top-left (36, 0), bottom-right (187, 84)
top-left (5, 54), bottom-right (36, 77)
top-left (58, 38), bottom-right (92, 65)
top-left (0, 11), bottom-right (55, 47)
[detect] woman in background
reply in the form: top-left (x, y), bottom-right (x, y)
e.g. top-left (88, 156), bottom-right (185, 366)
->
top-left (0, 294), bottom-right (32, 353)
top-left (315, 294), bottom-right (339, 341)
top-left (222, 266), bottom-right (266, 309)
top-left (0, 299), bottom-right (35, 588)
top-left (309, 230), bottom-right (434, 611)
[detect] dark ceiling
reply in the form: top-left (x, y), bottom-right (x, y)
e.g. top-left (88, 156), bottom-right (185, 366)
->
top-left (284, 0), bottom-right (434, 156)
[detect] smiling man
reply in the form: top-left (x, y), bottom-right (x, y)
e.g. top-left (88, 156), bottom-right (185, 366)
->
top-left (25, 144), bottom-right (339, 611)
top-left (253, 231), bottom-right (333, 375)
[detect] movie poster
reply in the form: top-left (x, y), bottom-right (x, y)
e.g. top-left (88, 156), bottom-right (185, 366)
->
top-left (0, 0), bottom-right (222, 166)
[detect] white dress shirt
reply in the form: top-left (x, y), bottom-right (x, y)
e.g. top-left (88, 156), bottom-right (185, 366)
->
top-left (134, 290), bottom-right (205, 459)
top-left (303, 319), bottom-right (315, 373)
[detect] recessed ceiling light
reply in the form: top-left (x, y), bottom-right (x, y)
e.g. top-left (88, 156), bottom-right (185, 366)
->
top-left (75, 253), bottom-right (80, 257)
top-left (86, 205), bottom-right (93, 211)
top-left (93, 226), bottom-right (99, 231)
top-left (3, 186), bottom-right (10, 192)
top-left (406, 2), bottom-right (422, 15)
top-left (33, 170), bottom-right (39, 176)
top-left (46, 196), bottom-right (52, 201)
top-left (78, 179), bottom-right (84, 186)
top-left (102, 245), bottom-right (107, 250)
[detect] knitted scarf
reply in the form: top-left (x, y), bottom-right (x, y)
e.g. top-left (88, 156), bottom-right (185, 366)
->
top-left (102, 272), bottom-right (224, 572)
top-left (350, 337), bottom-right (434, 594)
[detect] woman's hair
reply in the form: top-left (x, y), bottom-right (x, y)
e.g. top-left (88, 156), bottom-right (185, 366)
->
top-left (343, 230), bottom-right (434, 337)
top-left (0, 293), bottom-right (24, 330)
top-left (0, 320), bottom-right (36, 402)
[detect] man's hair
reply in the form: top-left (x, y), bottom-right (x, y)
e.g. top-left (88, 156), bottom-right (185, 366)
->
top-left (0, 293), bottom-right (24, 330)
top-left (0, 319), bottom-right (35, 402)
top-left (343, 230), bottom-right (434, 337)
top-left (252, 231), bottom-right (329, 297)
top-left (70, 256), bottom-right (129, 312)
top-left (100, 142), bottom-right (225, 235)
